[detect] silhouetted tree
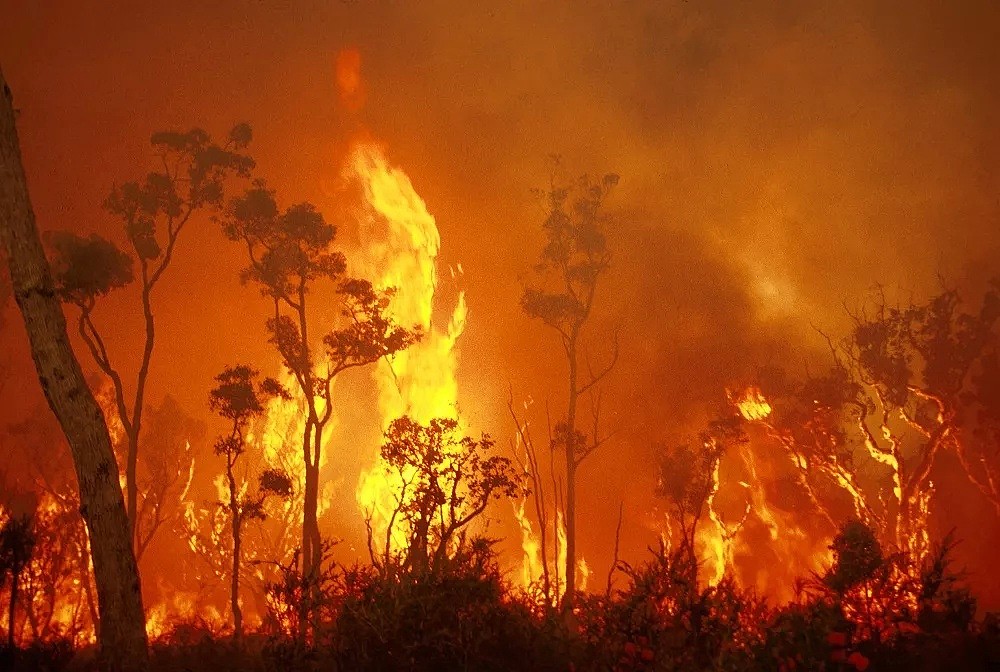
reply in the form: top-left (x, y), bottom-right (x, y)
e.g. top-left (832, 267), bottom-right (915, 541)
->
top-left (49, 125), bottom-right (253, 553)
top-left (653, 413), bottom-right (751, 586)
top-left (739, 282), bottom-right (1000, 570)
top-left (746, 365), bottom-right (872, 534)
top-left (222, 183), bottom-right (419, 610)
top-left (520, 167), bottom-right (619, 612)
top-left (824, 519), bottom-right (884, 596)
top-left (0, 64), bottom-right (148, 672)
top-left (208, 365), bottom-right (293, 645)
top-left (372, 416), bottom-right (522, 575)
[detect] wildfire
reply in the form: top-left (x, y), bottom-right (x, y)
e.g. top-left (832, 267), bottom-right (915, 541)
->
top-left (730, 386), bottom-right (772, 421)
top-left (512, 498), bottom-right (543, 589)
top-left (348, 142), bottom-right (468, 552)
top-left (700, 457), bottom-right (750, 586)
top-left (509, 405), bottom-right (592, 603)
top-left (145, 591), bottom-right (223, 640)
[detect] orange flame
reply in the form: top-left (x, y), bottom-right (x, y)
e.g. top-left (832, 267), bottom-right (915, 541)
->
top-left (348, 142), bottom-right (468, 553)
top-left (729, 386), bottom-right (772, 421)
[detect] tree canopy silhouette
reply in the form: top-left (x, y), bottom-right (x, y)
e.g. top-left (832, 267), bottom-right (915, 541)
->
top-left (519, 167), bottom-right (619, 612)
top-left (222, 181), bottom-right (420, 635)
top-left (49, 124), bottom-right (254, 557)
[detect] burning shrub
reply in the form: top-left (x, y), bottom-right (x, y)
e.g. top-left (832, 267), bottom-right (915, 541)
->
top-left (807, 520), bottom-right (976, 647)
top-left (367, 416), bottom-right (523, 576)
top-left (824, 519), bottom-right (884, 595)
top-left (577, 542), bottom-right (765, 672)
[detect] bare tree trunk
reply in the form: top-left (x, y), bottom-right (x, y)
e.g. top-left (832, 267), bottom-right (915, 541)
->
top-left (308, 426), bottom-right (325, 574)
top-left (563, 336), bottom-right (579, 614)
top-left (298, 419), bottom-right (320, 643)
top-left (0, 66), bottom-right (149, 672)
top-left (127, 429), bottom-right (140, 543)
top-left (128, 281), bottom-right (157, 541)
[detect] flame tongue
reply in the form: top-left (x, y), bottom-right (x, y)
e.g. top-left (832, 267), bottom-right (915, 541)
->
top-left (730, 386), bottom-right (772, 421)
top-left (348, 143), bottom-right (467, 550)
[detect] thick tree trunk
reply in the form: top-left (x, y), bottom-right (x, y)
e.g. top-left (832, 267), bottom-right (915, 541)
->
top-left (0, 66), bottom-right (149, 672)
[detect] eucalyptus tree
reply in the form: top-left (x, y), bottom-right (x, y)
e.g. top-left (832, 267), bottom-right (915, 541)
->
top-left (1, 65), bottom-right (148, 672)
top-left (222, 182), bottom-right (419, 607)
top-left (521, 169), bottom-right (619, 612)
top-left (49, 126), bottom-right (254, 553)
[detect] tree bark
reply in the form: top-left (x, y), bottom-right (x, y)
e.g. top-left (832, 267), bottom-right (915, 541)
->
top-left (0, 66), bottom-right (149, 671)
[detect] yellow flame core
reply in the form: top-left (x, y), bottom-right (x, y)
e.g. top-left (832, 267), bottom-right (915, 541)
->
top-left (348, 143), bottom-right (468, 550)
top-left (731, 387), bottom-right (773, 421)
top-left (512, 498), bottom-right (543, 589)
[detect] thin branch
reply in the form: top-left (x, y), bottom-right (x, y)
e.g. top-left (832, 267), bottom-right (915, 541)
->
top-left (604, 500), bottom-right (624, 598)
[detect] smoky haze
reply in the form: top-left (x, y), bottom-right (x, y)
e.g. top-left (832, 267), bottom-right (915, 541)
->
top-left (1, 0), bottom-right (999, 607)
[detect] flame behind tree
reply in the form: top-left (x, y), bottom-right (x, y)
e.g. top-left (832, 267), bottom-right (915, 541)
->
top-left (133, 396), bottom-right (200, 563)
top-left (221, 180), bottom-right (420, 632)
top-left (727, 281), bottom-right (1000, 583)
top-left (844, 282), bottom-right (1000, 562)
top-left (4, 412), bottom-right (100, 646)
top-left (656, 415), bottom-right (749, 586)
top-left (372, 416), bottom-right (522, 575)
top-left (348, 143), bottom-right (469, 551)
top-left (1, 510), bottom-right (35, 651)
top-left (92, 385), bottom-right (201, 566)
